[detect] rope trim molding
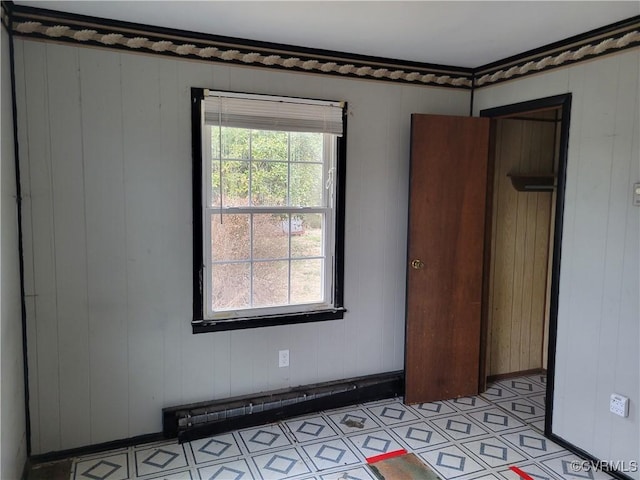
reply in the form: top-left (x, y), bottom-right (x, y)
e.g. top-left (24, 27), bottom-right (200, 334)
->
top-left (12, 20), bottom-right (472, 88)
top-left (475, 29), bottom-right (640, 87)
top-left (9, 12), bottom-right (640, 89)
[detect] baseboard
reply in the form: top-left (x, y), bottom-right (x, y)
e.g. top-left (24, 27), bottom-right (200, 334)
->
top-left (487, 368), bottom-right (546, 383)
top-left (27, 371), bottom-right (404, 463)
top-left (549, 433), bottom-right (636, 480)
top-left (27, 432), bottom-right (165, 465)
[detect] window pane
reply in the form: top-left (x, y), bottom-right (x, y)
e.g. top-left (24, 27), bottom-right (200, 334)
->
top-left (211, 127), bottom-right (249, 160)
top-left (291, 214), bottom-right (323, 258)
top-left (211, 214), bottom-right (250, 261)
top-left (290, 163), bottom-right (323, 206)
top-left (253, 214), bottom-right (289, 260)
top-left (251, 130), bottom-right (288, 161)
top-left (209, 158), bottom-right (221, 207)
top-left (291, 132), bottom-right (323, 162)
top-left (251, 161), bottom-right (287, 206)
top-left (219, 160), bottom-right (249, 206)
top-left (212, 262), bottom-right (250, 310)
top-left (253, 261), bottom-right (289, 307)
top-left (290, 259), bottom-right (323, 304)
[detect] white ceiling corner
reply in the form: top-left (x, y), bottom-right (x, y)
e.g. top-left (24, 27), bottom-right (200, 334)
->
top-left (13, 1), bottom-right (640, 67)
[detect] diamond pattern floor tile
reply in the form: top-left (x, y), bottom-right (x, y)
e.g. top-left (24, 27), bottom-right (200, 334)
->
top-left (391, 421), bottom-right (449, 451)
top-left (347, 430), bottom-right (403, 458)
top-left (366, 403), bottom-right (419, 426)
top-left (68, 374), bottom-right (569, 480)
top-left (420, 444), bottom-right (486, 479)
top-left (469, 474), bottom-right (506, 480)
top-left (529, 393), bottom-right (546, 408)
top-left (498, 379), bottom-right (546, 396)
top-left (523, 374), bottom-right (547, 387)
top-left (239, 424), bottom-right (292, 453)
top-left (319, 466), bottom-right (377, 480)
top-left (495, 398), bottom-right (545, 422)
top-left (73, 453), bottom-right (129, 480)
top-left (481, 384), bottom-right (519, 402)
top-left (144, 468), bottom-right (195, 479)
top-left (467, 408), bottom-right (525, 432)
top-left (134, 443), bottom-right (188, 477)
top-left (446, 396), bottom-right (491, 411)
top-left (541, 454), bottom-right (614, 480)
top-left (496, 463), bottom-right (562, 480)
top-left (326, 408), bottom-right (381, 434)
top-left (286, 416), bottom-right (338, 443)
top-left (252, 448), bottom-right (311, 479)
top-left (197, 458), bottom-right (254, 480)
top-left (189, 432), bottom-right (243, 464)
top-left (431, 414), bottom-right (490, 441)
top-left (462, 438), bottom-right (527, 468)
top-left (409, 400), bottom-right (458, 418)
top-left (302, 438), bottom-right (360, 471)
top-left (530, 419), bottom-right (545, 432)
top-left (501, 429), bottom-right (564, 458)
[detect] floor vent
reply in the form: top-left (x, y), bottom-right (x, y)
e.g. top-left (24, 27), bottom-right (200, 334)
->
top-left (163, 371), bottom-right (403, 443)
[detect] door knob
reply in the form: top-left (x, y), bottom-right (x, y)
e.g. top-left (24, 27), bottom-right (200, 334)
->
top-left (411, 259), bottom-right (424, 270)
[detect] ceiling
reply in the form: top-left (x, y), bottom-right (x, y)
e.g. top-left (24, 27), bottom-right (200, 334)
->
top-left (14, 1), bottom-right (640, 68)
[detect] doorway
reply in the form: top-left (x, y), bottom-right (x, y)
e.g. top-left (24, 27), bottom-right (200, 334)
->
top-left (483, 109), bottom-right (560, 381)
top-left (404, 94), bottom-right (572, 437)
top-left (479, 93), bottom-right (571, 435)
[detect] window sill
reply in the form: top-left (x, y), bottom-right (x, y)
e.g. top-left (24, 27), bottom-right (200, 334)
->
top-left (192, 308), bottom-right (346, 333)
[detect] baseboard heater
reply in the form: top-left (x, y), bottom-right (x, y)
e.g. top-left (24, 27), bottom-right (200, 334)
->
top-left (163, 371), bottom-right (404, 443)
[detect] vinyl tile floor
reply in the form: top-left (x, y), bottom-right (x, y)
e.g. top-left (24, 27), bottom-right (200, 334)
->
top-left (68, 374), bottom-right (611, 480)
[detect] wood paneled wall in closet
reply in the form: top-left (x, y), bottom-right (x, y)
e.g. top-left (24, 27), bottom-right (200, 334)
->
top-left (486, 111), bottom-right (560, 376)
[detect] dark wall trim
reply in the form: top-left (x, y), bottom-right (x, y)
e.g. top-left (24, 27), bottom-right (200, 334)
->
top-left (191, 88), bottom-right (204, 323)
top-left (28, 432), bottom-right (165, 465)
top-left (29, 372), bottom-right (402, 462)
top-left (544, 94), bottom-right (572, 440)
top-left (191, 90), bottom-right (347, 333)
top-left (1, 1), bottom-right (12, 28)
top-left (4, 0), bottom-right (32, 458)
top-left (481, 92), bottom-right (572, 462)
top-left (549, 433), bottom-right (635, 480)
top-left (7, 4), bottom-right (638, 90)
top-left (333, 107), bottom-right (348, 309)
top-left (193, 309), bottom-right (346, 334)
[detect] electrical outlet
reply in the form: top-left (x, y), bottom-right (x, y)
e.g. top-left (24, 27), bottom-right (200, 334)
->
top-left (278, 349), bottom-right (289, 368)
top-left (610, 393), bottom-right (629, 417)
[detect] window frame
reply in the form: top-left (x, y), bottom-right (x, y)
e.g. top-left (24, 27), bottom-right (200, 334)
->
top-left (191, 88), bottom-right (347, 333)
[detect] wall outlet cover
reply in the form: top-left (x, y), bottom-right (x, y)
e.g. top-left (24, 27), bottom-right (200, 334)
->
top-left (610, 393), bottom-right (629, 417)
top-left (278, 349), bottom-right (290, 368)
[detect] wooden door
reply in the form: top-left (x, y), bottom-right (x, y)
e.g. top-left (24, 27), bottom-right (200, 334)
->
top-left (405, 114), bottom-right (490, 404)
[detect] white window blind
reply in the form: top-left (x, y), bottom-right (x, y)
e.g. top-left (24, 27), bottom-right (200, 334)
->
top-left (204, 91), bottom-right (344, 136)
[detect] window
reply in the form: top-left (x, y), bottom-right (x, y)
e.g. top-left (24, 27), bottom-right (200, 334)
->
top-left (192, 88), bottom-right (347, 332)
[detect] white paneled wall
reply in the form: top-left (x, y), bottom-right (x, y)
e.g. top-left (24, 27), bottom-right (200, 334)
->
top-left (14, 39), bottom-right (469, 453)
top-left (475, 49), bottom-right (640, 478)
top-left (1, 26), bottom-right (27, 480)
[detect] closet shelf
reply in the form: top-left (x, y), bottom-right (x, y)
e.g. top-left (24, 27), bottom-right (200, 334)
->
top-left (507, 173), bottom-right (556, 192)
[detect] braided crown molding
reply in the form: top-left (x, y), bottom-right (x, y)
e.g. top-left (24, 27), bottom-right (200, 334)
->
top-left (10, 12), bottom-right (472, 89)
top-left (8, 7), bottom-right (640, 90)
top-left (475, 28), bottom-right (640, 87)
